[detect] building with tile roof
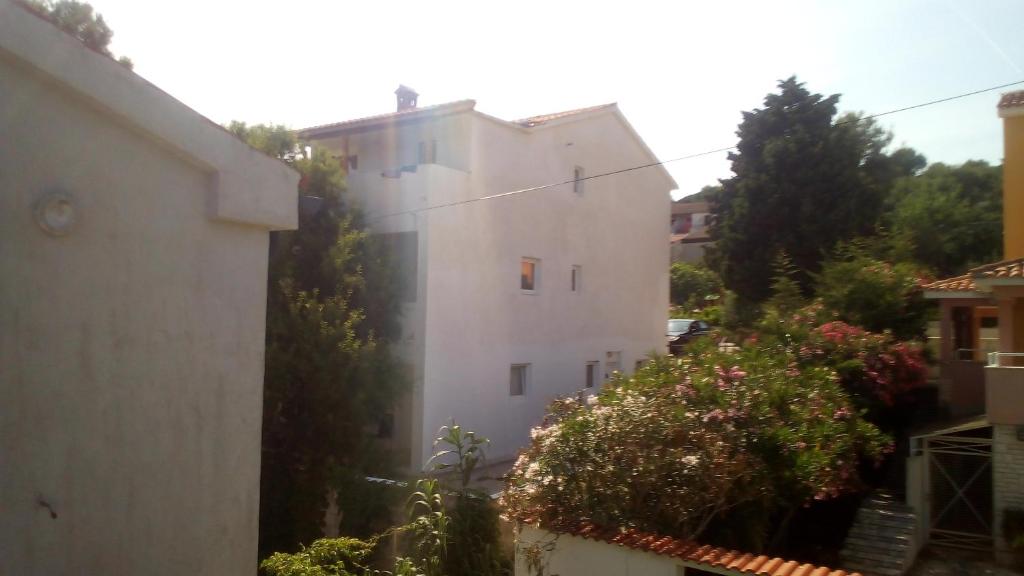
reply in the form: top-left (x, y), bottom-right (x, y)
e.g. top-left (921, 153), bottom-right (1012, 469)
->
top-left (670, 200), bottom-right (713, 263)
top-left (515, 523), bottom-right (860, 576)
top-left (905, 89), bottom-right (1024, 566)
top-left (299, 87), bottom-right (677, 471)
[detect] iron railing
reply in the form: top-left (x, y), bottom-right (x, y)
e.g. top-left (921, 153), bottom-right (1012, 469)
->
top-left (987, 352), bottom-right (1024, 367)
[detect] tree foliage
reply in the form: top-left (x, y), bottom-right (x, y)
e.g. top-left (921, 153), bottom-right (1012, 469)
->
top-left (708, 78), bottom-right (921, 303)
top-left (260, 425), bottom-right (508, 576)
top-left (26, 0), bottom-right (133, 67)
top-left (884, 160), bottom-right (1002, 277)
top-left (228, 123), bottom-right (406, 558)
top-left (755, 302), bottom-right (929, 417)
top-left (502, 346), bottom-right (889, 550)
top-left (814, 245), bottom-right (930, 340)
top-left (669, 262), bottom-right (722, 307)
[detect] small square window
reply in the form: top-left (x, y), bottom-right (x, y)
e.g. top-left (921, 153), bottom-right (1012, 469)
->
top-left (347, 154), bottom-right (359, 170)
top-left (585, 361), bottom-right (599, 389)
top-left (510, 364), bottom-right (529, 396)
top-left (573, 166), bottom-right (585, 195)
top-left (418, 140), bottom-right (437, 164)
top-left (571, 265), bottom-right (581, 292)
top-left (521, 258), bottom-right (538, 291)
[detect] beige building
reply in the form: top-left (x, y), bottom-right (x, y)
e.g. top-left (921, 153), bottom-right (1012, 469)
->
top-left (905, 90), bottom-right (1024, 564)
top-left (670, 200), bottom-right (712, 264)
top-left (300, 87), bottom-right (675, 470)
top-left (0, 2), bottom-right (298, 574)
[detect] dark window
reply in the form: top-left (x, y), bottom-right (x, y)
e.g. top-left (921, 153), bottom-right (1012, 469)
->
top-left (585, 362), bottom-right (598, 388)
top-left (418, 140), bottom-right (437, 164)
top-left (510, 364), bottom-right (528, 396)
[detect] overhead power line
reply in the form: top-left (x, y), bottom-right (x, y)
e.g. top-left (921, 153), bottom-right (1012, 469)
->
top-left (370, 79), bottom-right (1024, 222)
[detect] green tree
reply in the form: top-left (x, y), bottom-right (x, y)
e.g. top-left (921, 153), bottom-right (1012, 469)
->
top-left (27, 0), bottom-right (133, 67)
top-left (669, 262), bottom-right (722, 307)
top-left (814, 245), bottom-right (929, 340)
top-left (885, 160), bottom-right (1002, 277)
top-left (229, 123), bottom-right (406, 558)
top-left (708, 78), bottom-right (915, 303)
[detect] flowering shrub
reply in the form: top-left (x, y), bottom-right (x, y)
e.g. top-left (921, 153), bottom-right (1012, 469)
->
top-left (502, 347), bottom-right (889, 545)
top-left (757, 302), bottom-right (928, 412)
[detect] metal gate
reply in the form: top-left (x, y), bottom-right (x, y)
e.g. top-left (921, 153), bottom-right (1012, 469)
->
top-left (925, 434), bottom-right (993, 551)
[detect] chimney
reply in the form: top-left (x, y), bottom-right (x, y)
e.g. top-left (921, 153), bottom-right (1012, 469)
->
top-left (395, 85), bottom-right (418, 112)
top-left (998, 90), bottom-right (1024, 260)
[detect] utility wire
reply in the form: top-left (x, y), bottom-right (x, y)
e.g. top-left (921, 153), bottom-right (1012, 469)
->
top-left (369, 79), bottom-right (1024, 222)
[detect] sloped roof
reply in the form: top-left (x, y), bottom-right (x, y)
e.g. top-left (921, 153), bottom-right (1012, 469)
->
top-left (539, 521), bottom-right (860, 576)
top-left (514, 103), bottom-right (617, 127)
top-left (922, 258), bottom-right (1024, 294)
top-left (672, 201), bottom-right (710, 215)
top-left (298, 100), bottom-right (477, 138)
top-left (671, 231), bottom-right (712, 244)
top-left (998, 90), bottom-right (1024, 110)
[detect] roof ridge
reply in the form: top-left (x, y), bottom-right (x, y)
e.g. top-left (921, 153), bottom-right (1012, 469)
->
top-left (514, 102), bottom-right (617, 127)
top-left (297, 99), bottom-right (476, 136)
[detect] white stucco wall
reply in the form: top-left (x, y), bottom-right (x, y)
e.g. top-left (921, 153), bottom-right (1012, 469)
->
top-left (515, 525), bottom-right (682, 576)
top-left (317, 106), bottom-right (672, 468)
top-left (0, 4), bottom-right (297, 573)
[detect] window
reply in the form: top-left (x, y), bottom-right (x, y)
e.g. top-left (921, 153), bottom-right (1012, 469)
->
top-left (585, 361), bottom-right (599, 389)
top-left (634, 359), bottom-right (644, 372)
top-left (571, 265), bottom-right (581, 292)
top-left (573, 166), bottom-right (585, 194)
top-left (510, 364), bottom-right (529, 396)
top-left (418, 140), bottom-right (437, 164)
top-left (605, 351), bottom-right (621, 379)
top-left (521, 258), bottom-right (538, 291)
top-left (347, 154), bottom-right (359, 170)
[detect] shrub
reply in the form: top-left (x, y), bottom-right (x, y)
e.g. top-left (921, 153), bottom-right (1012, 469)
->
top-left (261, 537), bottom-right (376, 576)
top-left (756, 302), bottom-right (929, 416)
top-left (670, 262), bottom-right (723, 307)
top-left (502, 346), bottom-right (889, 549)
top-left (815, 251), bottom-right (928, 340)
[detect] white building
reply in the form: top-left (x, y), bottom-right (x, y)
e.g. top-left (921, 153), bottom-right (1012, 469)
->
top-left (0, 2), bottom-right (297, 574)
top-left (300, 87), bottom-right (675, 469)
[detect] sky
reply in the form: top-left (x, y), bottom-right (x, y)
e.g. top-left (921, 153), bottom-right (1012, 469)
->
top-left (89, 0), bottom-right (1024, 198)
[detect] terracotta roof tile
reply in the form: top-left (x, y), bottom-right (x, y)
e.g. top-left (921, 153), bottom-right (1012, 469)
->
top-left (531, 520), bottom-right (858, 576)
top-left (515, 103), bottom-right (617, 127)
top-left (998, 90), bottom-right (1024, 109)
top-left (971, 257), bottom-right (1024, 279)
top-left (922, 273), bottom-right (977, 292)
top-left (924, 257), bottom-right (1024, 293)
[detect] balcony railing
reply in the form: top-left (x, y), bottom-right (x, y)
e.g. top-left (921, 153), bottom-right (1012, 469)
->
top-left (987, 352), bottom-right (1024, 367)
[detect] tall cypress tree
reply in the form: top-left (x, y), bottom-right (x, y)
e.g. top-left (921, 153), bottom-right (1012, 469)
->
top-left (708, 78), bottom-right (900, 303)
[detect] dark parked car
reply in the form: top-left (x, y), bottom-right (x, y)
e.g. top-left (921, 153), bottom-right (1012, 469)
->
top-left (667, 318), bottom-right (710, 355)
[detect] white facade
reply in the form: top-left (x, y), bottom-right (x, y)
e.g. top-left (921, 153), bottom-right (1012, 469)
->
top-left (0, 2), bottom-right (298, 574)
top-left (303, 99), bottom-right (674, 468)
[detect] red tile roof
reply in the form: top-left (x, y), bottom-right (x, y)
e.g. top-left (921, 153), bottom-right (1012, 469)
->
top-left (998, 90), bottom-right (1024, 109)
top-left (539, 521), bottom-right (859, 576)
top-left (922, 258), bottom-right (1024, 293)
top-left (515, 103), bottom-right (617, 127)
top-left (972, 258), bottom-right (1024, 280)
top-left (672, 201), bottom-right (711, 215)
top-left (297, 100), bottom-right (476, 138)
